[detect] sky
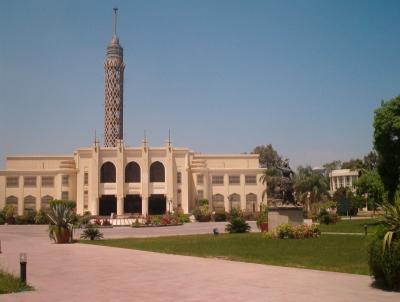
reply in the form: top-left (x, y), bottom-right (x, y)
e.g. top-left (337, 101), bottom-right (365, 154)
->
top-left (1, 0), bottom-right (399, 169)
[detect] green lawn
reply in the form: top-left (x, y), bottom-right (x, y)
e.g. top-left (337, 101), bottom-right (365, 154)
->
top-left (83, 233), bottom-right (371, 275)
top-left (0, 270), bottom-right (32, 295)
top-left (319, 218), bottom-right (380, 234)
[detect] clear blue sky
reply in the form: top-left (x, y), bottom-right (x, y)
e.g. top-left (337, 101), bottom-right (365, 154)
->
top-left (1, 0), bottom-right (399, 169)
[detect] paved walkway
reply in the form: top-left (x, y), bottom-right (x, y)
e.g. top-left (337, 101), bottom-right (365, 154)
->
top-left (0, 224), bottom-right (399, 302)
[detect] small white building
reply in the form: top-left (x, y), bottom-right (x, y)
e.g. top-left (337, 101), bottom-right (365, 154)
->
top-left (329, 169), bottom-right (359, 193)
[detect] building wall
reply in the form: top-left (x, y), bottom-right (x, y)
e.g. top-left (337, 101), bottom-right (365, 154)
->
top-left (0, 143), bottom-right (266, 215)
top-left (329, 169), bottom-right (359, 193)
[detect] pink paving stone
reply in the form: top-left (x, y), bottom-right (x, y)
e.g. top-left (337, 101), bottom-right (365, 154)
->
top-left (0, 224), bottom-right (399, 302)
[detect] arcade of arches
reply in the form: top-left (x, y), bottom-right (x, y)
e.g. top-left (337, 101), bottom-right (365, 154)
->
top-left (98, 161), bottom-right (167, 215)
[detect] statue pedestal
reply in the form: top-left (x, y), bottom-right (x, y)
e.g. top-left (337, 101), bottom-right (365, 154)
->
top-left (268, 205), bottom-right (304, 232)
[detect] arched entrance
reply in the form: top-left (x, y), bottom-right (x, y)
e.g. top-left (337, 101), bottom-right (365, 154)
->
top-left (99, 195), bottom-right (117, 216)
top-left (149, 194), bottom-right (166, 215)
top-left (124, 195), bottom-right (142, 214)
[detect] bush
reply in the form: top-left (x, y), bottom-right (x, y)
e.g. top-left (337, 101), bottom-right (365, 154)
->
top-left (369, 232), bottom-right (400, 290)
top-left (317, 209), bottom-right (339, 225)
top-left (80, 226), bottom-right (104, 240)
top-left (132, 218), bottom-right (141, 228)
top-left (75, 212), bottom-right (92, 227)
top-left (93, 218), bottom-right (102, 226)
top-left (228, 207), bottom-right (243, 220)
top-left (192, 205), bottom-right (211, 222)
top-left (14, 216), bottom-right (27, 225)
top-left (198, 199), bottom-right (209, 206)
top-left (274, 223), bottom-right (320, 239)
top-left (160, 214), bottom-right (171, 225)
top-left (150, 215), bottom-right (161, 226)
top-left (225, 217), bottom-right (251, 233)
top-left (102, 219), bottom-right (112, 226)
top-left (256, 204), bottom-right (268, 229)
top-left (23, 210), bottom-right (36, 224)
top-left (275, 223), bottom-right (295, 239)
top-left (213, 212), bottom-right (227, 222)
top-left (2, 205), bottom-right (16, 224)
top-left (34, 209), bottom-right (48, 224)
top-left (0, 214), bottom-right (4, 225)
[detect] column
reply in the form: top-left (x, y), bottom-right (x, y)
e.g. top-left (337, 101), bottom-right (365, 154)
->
top-left (223, 174), bottom-right (229, 211)
top-left (117, 196), bottom-right (124, 215)
top-left (142, 196), bottom-right (148, 216)
top-left (92, 197), bottom-right (99, 216)
top-left (18, 175), bottom-right (24, 216)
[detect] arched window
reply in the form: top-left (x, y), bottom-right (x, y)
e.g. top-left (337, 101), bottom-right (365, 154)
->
top-left (101, 162), bottom-right (116, 183)
top-left (24, 195), bottom-right (36, 212)
top-left (212, 194), bottom-right (224, 211)
top-left (125, 161), bottom-right (141, 183)
top-left (246, 193), bottom-right (257, 212)
top-left (41, 195), bottom-right (53, 209)
top-left (229, 193), bottom-right (241, 210)
top-left (150, 161), bottom-right (165, 182)
top-left (6, 195), bottom-right (18, 206)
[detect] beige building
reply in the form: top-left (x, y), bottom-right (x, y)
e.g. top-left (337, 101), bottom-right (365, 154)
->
top-left (0, 9), bottom-right (266, 217)
top-left (329, 169), bottom-right (359, 193)
top-left (0, 141), bottom-right (265, 216)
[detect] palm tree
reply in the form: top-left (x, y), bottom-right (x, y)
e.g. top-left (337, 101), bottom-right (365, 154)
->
top-left (260, 166), bottom-right (282, 201)
top-left (293, 166), bottom-right (329, 215)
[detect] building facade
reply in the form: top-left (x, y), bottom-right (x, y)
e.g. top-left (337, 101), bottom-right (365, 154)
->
top-left (329, 169), bottom-right (360, 193)
top-left (0, 10), bottom-right (266, 216)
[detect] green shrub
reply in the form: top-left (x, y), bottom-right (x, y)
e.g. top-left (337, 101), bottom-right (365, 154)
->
top-left (228, 207), bottom-right (243, 220)
top-left (275, 223), bottom-right (320, 239)
top-left (2, 205), bottom-right (16, 224)
top-left (192, 205), bottom-right (211, 222)
top-left (317, 209), bottom-right (339, 225)
top-left (276, 223), bottom-right (295, 239)
top-left (34, 209), bottom-right (48, 224)
top-left (150, 215), bottom-right (161, 226)
top-left (132, 218), bottom-right (141, 228)
top-left (80, 226), bottom-right (104, 240)
top-left (23, 210), bottom-right (36, 224)
top-left (225, 217), bottom-right (251, 233)
top-left (0, 214), bottom-right (4, 225)
top-left (213, 212), bottom-right (227, 222)
top-left (14, 216), bottom-right (27, 225)
top-left (198, 199), bottom-right (209, 206)
top-left (74, 212), bottom-right (92, 227)
top-left (369, 232), bottom-right (400, 290)
top-left (256, 204), bottom-right (268, 229)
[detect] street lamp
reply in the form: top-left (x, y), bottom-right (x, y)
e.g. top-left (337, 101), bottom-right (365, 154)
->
top-left (19, 253), bottom-right (27, 285)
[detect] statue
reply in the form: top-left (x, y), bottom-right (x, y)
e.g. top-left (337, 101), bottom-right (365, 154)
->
top-left (277, 159), bottom-right (295, 205)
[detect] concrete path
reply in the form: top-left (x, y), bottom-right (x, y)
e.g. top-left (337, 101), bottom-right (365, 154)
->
top-left (0, 225), bottom-right (399, 302)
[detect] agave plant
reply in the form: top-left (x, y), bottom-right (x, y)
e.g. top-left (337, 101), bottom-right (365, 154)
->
top-left (380, 199), bottom-right (400, 253)
top-left (80, 226), bottom-right (104, 240)
top-left (47, 200), bottom-right (75, 243)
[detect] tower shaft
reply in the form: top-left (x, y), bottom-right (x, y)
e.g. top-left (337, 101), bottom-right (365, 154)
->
top-left (104, 8), bottom-right (124, 147)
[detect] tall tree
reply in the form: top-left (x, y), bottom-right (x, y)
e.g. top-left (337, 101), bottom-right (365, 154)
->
top-left (354, 170), bottom-right (384, 213)
top-left (323, 160), bottom-right (342, 172)
top-left (374, 96), bottom-right (400, 203)
top-left (252, 144), bottom-right (282, 168)
top-left (341, 158), bottom-right (364, 170)
top-left (363, 151), bottom-right (378, 171)
top-left (293, 166), bottom-right (329, 214)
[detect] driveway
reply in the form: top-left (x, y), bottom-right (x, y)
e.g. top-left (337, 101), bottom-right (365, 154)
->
top-left (0, 224), bottom-right (399, 302)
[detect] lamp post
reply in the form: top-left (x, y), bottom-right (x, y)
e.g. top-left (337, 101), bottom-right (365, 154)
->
top-left (19, 253), bottom-right (27, 285)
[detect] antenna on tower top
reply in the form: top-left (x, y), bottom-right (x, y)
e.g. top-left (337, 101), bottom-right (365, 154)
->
top-left (113, 7), bottom-right (118, 36)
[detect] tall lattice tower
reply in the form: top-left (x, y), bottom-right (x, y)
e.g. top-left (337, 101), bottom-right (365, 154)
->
top-left (104, 8), bottom-right (125, 147)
